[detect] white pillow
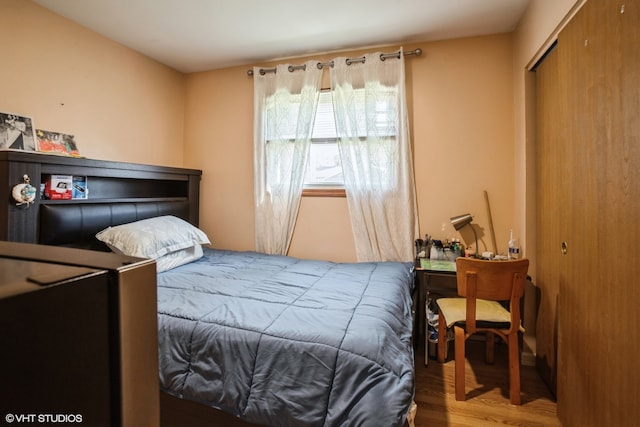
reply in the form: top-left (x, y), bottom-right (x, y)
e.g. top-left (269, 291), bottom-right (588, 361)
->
top-left (96, 215), bottom-right (210, 259)
top-left (155, 244), bottom-right (203, 273)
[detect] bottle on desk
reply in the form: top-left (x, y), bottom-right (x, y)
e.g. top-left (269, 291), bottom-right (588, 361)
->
top-left (508, 229), bottom-right (520, 259)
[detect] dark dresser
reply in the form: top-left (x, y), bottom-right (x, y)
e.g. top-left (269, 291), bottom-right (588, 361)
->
top-left (0, 242), bottom-right (159, 427)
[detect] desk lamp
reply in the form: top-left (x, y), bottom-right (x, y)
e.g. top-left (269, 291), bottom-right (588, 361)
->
top-left (450, 213), bottom-right (478, 256)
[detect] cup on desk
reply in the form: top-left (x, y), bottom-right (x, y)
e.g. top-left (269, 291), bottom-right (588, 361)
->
top-left (416, 244), bottom-right (432, 260)
top-left (443, 247), bottom-right (463, 261)
top-left (429, 246), bottom-right (443, 260)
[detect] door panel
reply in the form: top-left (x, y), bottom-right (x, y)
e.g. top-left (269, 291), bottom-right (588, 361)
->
top-left (534, 45), bottom-right (564, 396)
top-left (536, 0), bottom-right (640, 425)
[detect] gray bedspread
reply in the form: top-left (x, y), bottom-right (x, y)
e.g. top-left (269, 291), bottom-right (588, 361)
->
top-left (157, 249), bottom-right (415, 427)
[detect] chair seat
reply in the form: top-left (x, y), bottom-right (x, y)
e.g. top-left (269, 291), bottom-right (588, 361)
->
top-left (438, 297), bottom-right (524, 331)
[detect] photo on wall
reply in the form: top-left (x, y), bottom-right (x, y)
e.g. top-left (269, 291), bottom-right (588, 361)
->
top-left (0, 112), bottom-right (37, 151)
top-left (36, 129), bottom-right (80, 157)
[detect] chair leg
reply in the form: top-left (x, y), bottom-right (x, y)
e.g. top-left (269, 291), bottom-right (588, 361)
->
top-left (507, 332), bottom-right (521, 405)
top-left (485, 331), bottom-right (495, 364)
top-left (454, 326), bottom-right (466, 401)
top-left (437, 311), bottom-right (447, 363)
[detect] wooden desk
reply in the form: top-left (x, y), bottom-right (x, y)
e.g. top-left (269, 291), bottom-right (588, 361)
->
top-left (415, 259), bottom-right (457, 365)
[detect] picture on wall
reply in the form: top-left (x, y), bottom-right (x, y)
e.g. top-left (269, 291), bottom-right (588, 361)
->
top-left (36, 129), bottom-right (80, 157)
top-left (0, 112), bottom-right (37, 151)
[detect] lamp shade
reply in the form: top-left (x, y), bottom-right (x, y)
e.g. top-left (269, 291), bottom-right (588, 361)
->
top-left (450, 213), bottom-right (473, 231)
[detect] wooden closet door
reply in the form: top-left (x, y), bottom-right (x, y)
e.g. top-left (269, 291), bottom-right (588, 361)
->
top-left (559, 1), bottom-right (640, 425)
top-left (534, 44), bottom-right (566, 397)
top-left (554, 3), bottom-right (600, 417)
top-left (537, 0), bottom-right (640, 425)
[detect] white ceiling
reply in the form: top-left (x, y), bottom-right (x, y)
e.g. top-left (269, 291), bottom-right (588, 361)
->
top-left (33, 0), bottom-right (530, 73)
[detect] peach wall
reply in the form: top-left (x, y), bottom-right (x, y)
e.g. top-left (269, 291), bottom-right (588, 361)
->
top-left (0, 0), bottom-right (185, 166)
top-left (410, 36), bottom-right (515, 258)
top-left (185, 35), bottom-right (516, 261)
top-left (183, 66), bottom-right (256, 253)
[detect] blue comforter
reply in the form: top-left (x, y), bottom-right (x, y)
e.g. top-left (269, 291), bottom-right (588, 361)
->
top-left (157, 249), bottom-right (415, 426)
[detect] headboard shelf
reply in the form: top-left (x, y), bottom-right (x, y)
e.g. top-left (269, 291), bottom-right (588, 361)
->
top-left (1, 150), bottom-right (202, 246)
top-left (40, 197), bottom-right (189, 205)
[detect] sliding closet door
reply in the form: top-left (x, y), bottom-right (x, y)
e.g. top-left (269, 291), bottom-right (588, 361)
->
top-left (536, 0), bottom-right (640, 424)
top-left (561, 1), bottom-right (639, 424)
top-left (534, 44), bottom-right (565, 397)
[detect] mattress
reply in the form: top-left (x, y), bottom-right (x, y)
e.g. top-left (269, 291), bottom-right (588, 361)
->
top-left (157, 248), bottom-right (415, 426)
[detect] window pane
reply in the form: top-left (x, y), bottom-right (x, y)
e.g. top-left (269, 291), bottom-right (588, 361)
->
top-left (312, 91), bottom-right (336, 139)
top-left (305, 90), bottom-right (342, 187)
top-left (305, 142), bottom-right (343, 185)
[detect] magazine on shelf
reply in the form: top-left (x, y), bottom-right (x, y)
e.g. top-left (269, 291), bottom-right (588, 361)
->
top-left (36, 129), bottom-right (80, 157)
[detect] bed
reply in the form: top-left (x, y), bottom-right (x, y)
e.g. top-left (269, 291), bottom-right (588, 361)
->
top-left (0, 151), bottom-right (416, 427)
top-left (156, 247), bottom-right (415, 426)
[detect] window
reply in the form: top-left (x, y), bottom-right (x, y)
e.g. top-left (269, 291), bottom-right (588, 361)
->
top-left (305, 90), bottom-right (342, 189)
top-left (305, 88), bottom-right (399, 190)
top-left (264, 87), bottom-right (399, 194)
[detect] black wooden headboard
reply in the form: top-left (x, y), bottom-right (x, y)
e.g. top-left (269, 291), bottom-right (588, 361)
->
top-left (1, 151), bottom-right (202, 250)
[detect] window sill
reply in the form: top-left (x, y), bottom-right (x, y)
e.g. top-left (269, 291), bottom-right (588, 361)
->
top-left (302, 188), bottom-right (346, 197)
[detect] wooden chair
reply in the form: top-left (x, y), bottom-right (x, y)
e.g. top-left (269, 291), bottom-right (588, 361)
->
top-left (436, 257), bottom-right (529, 405)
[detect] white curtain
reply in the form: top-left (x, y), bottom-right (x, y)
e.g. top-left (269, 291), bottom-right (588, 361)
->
top-left (253, 62), bottom-right (322, 255)
top-left (330, 50), bottom-right (418, 262)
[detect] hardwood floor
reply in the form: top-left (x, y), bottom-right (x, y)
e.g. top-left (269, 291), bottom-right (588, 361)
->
top-left (413, 340), bottom-right (561, 427)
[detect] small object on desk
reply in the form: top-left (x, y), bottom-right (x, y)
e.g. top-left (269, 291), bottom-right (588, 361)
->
top-left (415, 238), bottom-right (428, 259)
top-left (429, 246), bottom-right (439, 259)
top-left (508, 229), bottom-right (521, 259)
top-left (430, 240), bottom-right (445, 260)
top-left (451, 239), bottom-right (463, 258)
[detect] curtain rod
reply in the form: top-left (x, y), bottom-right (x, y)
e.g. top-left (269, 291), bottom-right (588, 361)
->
top-left (247, 48), bottom-right (422, 77)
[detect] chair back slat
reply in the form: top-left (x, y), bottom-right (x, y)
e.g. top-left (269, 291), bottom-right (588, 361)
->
top-left (456, 258), bottom-right (529, 301)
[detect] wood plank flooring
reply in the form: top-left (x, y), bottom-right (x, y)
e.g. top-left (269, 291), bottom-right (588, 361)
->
top-left (413, 340), bottom-right (561, 427)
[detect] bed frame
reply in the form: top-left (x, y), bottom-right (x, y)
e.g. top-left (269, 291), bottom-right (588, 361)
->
top-left (1, 151), bottom-right (412, 427)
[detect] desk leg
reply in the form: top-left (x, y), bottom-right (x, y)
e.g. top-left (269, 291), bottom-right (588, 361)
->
top-left (416, 272), bottom-right (425, 364)
top-left (417, 269), bottom-right (457, 366)
top-left (417, 271), bottom-right (435, 366)
top-left (423, 275), bottom-right (432, 367)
